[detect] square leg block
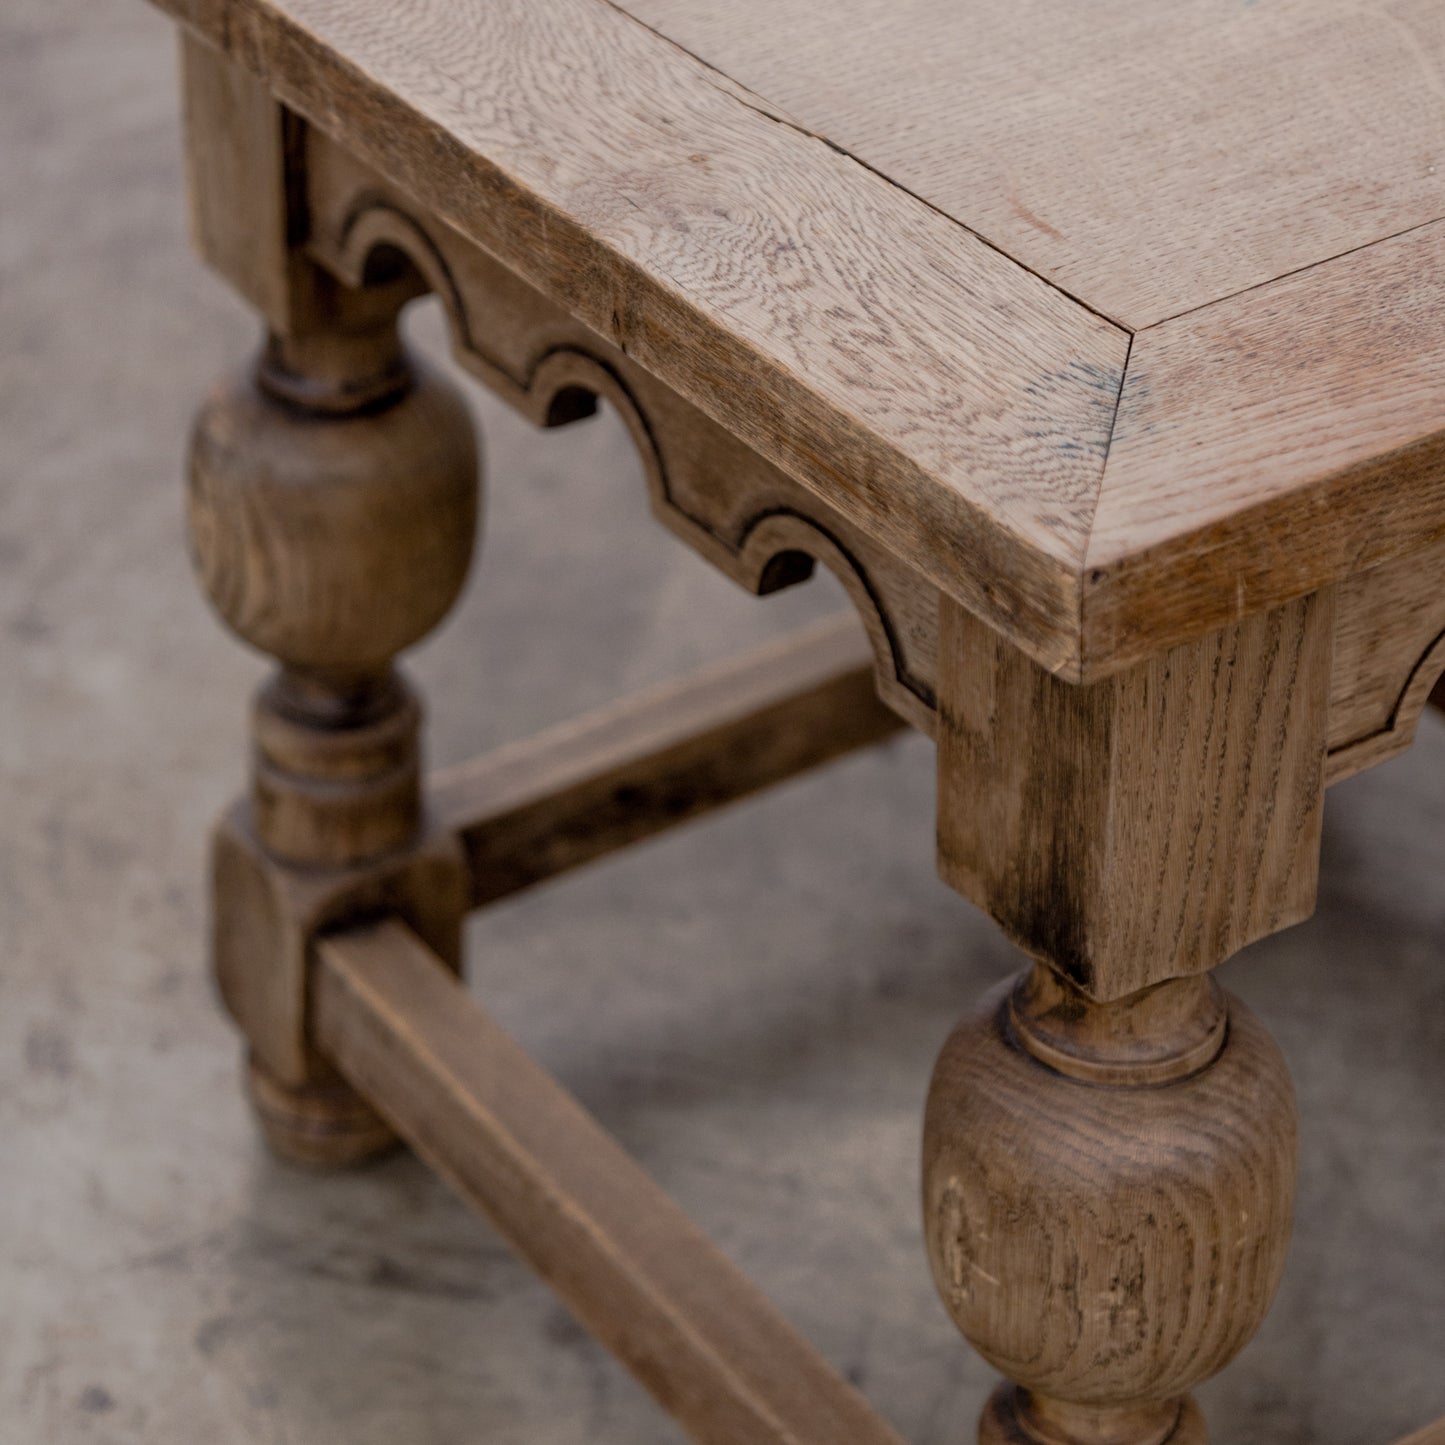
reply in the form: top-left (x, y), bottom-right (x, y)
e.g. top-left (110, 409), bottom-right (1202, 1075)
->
top-left (212, 800), bottom-right (469, 1088)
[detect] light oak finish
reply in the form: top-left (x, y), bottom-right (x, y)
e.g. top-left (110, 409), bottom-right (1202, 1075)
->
top-left (621, 0), bottom-right (1445, 327)
top-left (206, 610), bottom-right (898, 1169)
top-left (431, 613), bottom-right (903, 907)
top-left (296, 125), bottom-right (1445, 768)
top-left (315, 918), bottom-right (906, 1445)
top-left (301, 130), bottom-right (942, 733)
top-left (180, 32), bottom-right (298, 330)
top-left (1089, 224), bottom-right (1445, 673)
top-left (160, 0), bottom-right (1445, 682)
top-left (930, 594), bottom-right (1321, 1434)
top-left (937, 592), bottom-right (1333, 1002)
top-left (1328, 539), bottom-right (1445, 781)
top-left (209, 800), bottom-right (468, 1108)
top-left (155, 9), bottom-right (1445, 1445)
top-left (925, 971), bottom-right (1295, 1445)
top-left (161, 0), bottom-right (1126, 678)
top-left (188, 264), bottom-right (480, 1160)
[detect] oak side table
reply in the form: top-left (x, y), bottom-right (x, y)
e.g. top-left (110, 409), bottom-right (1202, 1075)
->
top-left (153, 2), bottom-right (1445, 1442)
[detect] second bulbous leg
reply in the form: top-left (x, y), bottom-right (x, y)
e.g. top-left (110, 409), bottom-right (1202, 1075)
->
top-left (187, 277), bottom-right (480, 1164)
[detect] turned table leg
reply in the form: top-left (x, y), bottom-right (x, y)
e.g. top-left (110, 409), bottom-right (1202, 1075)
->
top-left (186, 268), bottom-right (479, 1165)
top-left (925, 967), bottom-right (1293, 1445)
top-left (927, 591), bottom-right (1335, 1444)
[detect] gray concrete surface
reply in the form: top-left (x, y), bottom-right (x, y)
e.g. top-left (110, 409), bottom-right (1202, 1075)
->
top-left (1, 3), bottom-right (1441, 1441)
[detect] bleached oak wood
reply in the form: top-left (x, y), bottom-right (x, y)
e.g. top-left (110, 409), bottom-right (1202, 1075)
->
top-left (163, 11), bottom-right (1445, 1443)
top-left (189, 249), bottom-right (479, 1159)
top-left (430, 614), bottom-right (903, 907)
top-left (159, 0), bottom-right (1127, 678)
top-left (180, 31), bottom-right (298, 331)
top-left (937, 590), bottom-right (1333, 1002)
top-left (1087, 221), bottom-right (1445, 674)
top-left (929, 598), bottom-right (1321, 1441)
top-left (924, 971), bottom-right (1296, 1445)
top-left (231, 98), bottom-right (1445, 780)
top-left (165, 0), bottom-right (1445, 684)
top-left (314, 918), bottom-right (906, 1445)
top-left (931, 591), bottom-right (1327, 1436)
top-left (302, 132), bottom-right (941, 731)
top-left (1328, 538), bottom-right (1445, 782)
top-left (621, 0), bottom-right (1445, 328)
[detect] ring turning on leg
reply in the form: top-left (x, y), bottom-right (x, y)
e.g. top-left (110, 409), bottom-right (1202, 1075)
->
top-left (931, 593), bottom-right (1331, 1443)
top-left (187, 282), bottom-right (480, 1165)
top-left (923, 965), bottom-right (1297, 1445)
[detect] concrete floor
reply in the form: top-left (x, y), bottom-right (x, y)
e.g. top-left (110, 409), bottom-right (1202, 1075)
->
top-left (2, 3), bottom-right (1442, 1442)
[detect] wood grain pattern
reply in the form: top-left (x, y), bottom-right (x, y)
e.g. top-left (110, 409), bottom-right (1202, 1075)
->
top-left (190, 262), bottom-right (479, 1158)
top-left (430, 614), bottom-right (903, 907)
top-left (180, 30), bottom-right (299, 330)
top-left (937, 590), bottom-right (1334, 1001)
top-left (164, 19), bottom-right (1445, 1440)
top-left (303, 132), bottom-right (941, 728)
top-left (189, 349), bottom-right (477, 691)
top-left (622, 0), bottom-right (1445, 328)
top-left (1085, 221), bottom-right (1445, 674)
top-left (1328, 538), bottom-right (1445, 782)
top-left (214, 616), bottom-right (895, 1107)
top-left (315, 918), bottom-right (906, 1445)
top-left (211, 804), bottom-right (467, 1096)
top-left (924, 974), bottom-right (1297, 1445)
top-left (160, 0), bottom-right (1128, 677)
top-left (314, 92), bottom-right (1445, 693)
top-left (169, 4), bottom-right (1445, 684)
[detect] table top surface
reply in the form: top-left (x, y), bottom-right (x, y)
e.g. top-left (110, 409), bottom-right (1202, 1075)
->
top-left (160, 0), bottom-right (1445, 677)
top-left (626, 0), bottom-right (1445, 331)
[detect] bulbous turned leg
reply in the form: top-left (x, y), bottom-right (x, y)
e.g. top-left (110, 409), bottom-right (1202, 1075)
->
top-left (187, 283), bottom-right (480, 1166)
top-left (923, 963), bottom-right (1298, 1445)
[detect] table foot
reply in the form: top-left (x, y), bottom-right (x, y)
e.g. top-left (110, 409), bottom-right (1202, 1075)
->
top-left (980, 1385), bottom-right (1206, 1445)
top-left (246, 1053), bottom-right (398, 1168)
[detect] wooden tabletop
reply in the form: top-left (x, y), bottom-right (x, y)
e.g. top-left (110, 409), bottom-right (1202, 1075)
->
top-left (159, 0), bottom-right (1445, 678)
